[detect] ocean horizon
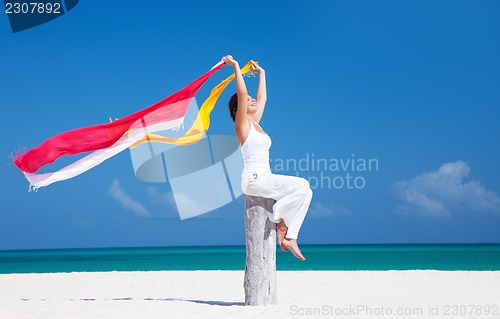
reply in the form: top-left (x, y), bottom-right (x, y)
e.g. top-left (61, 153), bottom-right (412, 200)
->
top-left (1, 244), bottom-right (499, 274)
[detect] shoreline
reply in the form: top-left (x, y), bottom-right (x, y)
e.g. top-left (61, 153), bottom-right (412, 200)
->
top-left (2, 268), bottom-right (500, 275)
top-left (1, 270), bottom-right (499, 318)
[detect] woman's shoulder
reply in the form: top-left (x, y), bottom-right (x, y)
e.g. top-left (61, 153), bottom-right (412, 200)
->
top-left (235, 118), bottom-right (252, 146)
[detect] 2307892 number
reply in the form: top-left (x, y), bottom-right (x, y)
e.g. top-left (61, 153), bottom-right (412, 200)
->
top-left (443, 304), bottom-right (499, 316)
top-left (5, 2), bottom-right (61, 14)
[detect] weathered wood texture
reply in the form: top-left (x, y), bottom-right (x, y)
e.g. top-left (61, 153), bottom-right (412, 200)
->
top-left (243, 195), bottom-right (277, 306)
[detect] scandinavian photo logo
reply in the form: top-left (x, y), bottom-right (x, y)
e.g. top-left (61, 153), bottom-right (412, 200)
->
top-left (271, 153), bottom-right (379, 190)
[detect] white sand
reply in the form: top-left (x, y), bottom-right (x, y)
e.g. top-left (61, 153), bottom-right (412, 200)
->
top-left (1, 270), bottom-right (499, 319)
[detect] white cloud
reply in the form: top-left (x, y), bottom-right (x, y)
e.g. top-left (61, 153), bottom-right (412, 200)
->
top-left (174, 192), bottom-right (205, 215)
top-left (145, 186), bottom-right (175, 206)
top-left (393, 161), bottom-right (500, 218)
top-left (144, 186), bottom-right (180, 219)
top-left (108, 179), bottom-right (150, 217)
top-left (310, 201), bottom-right (351, 218)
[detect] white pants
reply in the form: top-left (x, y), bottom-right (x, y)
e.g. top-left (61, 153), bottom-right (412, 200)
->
top-left (241, 171), bottom-right (313, 239)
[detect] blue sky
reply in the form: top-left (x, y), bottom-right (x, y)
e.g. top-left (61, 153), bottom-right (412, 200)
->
top-left (1, 0), bottom-right (499, 250)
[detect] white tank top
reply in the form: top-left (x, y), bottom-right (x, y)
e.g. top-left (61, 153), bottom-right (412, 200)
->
top-left (240, 121), bottom-right (272, 173)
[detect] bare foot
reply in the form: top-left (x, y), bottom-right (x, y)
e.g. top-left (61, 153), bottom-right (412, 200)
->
top-left (282, 238), bottom-right (306, 261)
top-left (276, 220), bottom-right (288, 252)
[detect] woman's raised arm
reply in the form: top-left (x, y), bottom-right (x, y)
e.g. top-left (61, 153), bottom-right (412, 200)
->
top-left (252, 61), bottom-right (267, 123)
top-left (223, 55), bottom-right (250, 143)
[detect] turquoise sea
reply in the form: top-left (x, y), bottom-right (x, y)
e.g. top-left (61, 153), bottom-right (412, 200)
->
top-left (0, 244), bottom-right (499, 274)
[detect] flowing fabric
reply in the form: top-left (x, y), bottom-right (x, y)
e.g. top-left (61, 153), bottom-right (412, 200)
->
top-left (14, 60), bottom-right (254, 190)
top-left (130, 61), bottom-right (253, 147)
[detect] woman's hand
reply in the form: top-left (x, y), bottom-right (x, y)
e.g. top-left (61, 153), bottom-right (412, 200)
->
top-left (251, 61), bottom-right (264, 73)
top-left (223, 55), bottom-right (238, 68)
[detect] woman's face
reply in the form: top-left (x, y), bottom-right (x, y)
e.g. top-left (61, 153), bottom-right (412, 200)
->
top-left (246, 95), bottom-right (257, 113)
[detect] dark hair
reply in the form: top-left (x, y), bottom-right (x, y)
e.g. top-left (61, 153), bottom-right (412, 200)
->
top-left (228, 93), bottom-right (238, 122)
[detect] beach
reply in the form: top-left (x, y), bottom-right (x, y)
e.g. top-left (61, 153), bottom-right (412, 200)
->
top-left (1, 270), bottom-right (499, 319)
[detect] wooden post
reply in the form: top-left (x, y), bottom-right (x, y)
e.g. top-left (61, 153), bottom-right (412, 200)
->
top-left (243, 195), bottom-right (277, 306)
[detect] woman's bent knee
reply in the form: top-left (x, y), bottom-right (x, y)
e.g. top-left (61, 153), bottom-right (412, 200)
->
top-left (298, 177), bottom-right (310, 191)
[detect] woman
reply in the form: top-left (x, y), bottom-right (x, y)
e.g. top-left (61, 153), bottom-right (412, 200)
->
top-left (224, 55), bottom-right (312, 261)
